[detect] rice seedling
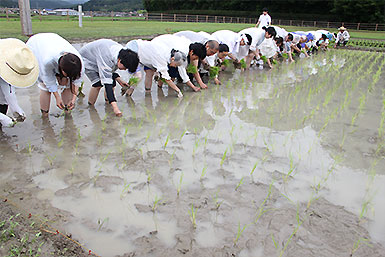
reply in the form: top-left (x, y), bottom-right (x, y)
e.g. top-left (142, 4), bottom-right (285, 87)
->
top-left (57, 129), bottom-right (64, 148)
top-left (120, 182), bottom-right (131, 199)
top-left (254, 181), bottom-right (274, 223)
top-left (163, 134), bottom-right (170, 149)
top-left (271, 233), bottom-right (279, 250)
top-left (45, 154), bottom-right (56, 166)
top-left (350, 237), bottom-right (372, 256)
top-left (146, 169), bottom-right (152, 184)
top-left (151, 194), bottom-right (162, 212)
top-left (219, 148), bottom-right (228, 167)
top-left (235, 177), bottom-right (244, 191)
top-left (176, 172), bottom-right (183, 196)
top-left (250, 160), bottom-right (259, 176)
top-left (233, 222), bottom-right (249, 246)
top-left (97, 217), bottom-right (109, 231)
top-left (278, 219), bottom-right (304, 257)
top-left (188, 204), bottom-right (197, 229)
top-left (74, 129), bottom-right (82, 155)
top-left (209, 66), bottom-right (220, 78)
top-left (200, 165), bottom-right (207, 181)
top-left (168, 149), bottom-right (176, 167)
top-left (186, 64), bottom-right (198, 74)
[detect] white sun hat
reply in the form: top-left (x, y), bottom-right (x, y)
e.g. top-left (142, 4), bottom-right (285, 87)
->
top-left (0, 38), bottom-right (39, 88)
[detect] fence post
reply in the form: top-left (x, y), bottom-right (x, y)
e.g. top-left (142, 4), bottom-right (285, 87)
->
top-left (145, 12), bottom-right (148, 21)
top-left (18, 0), bottom-right (33, 36)
top-left (327, 22), bottom-right (329, 28)
top-left (290, 20), bottom-right (292, 26)
top-left (38, 9), bottom-right (42, 22)
top-left (90, 11), bottom-right (93, 22)
top-left (185, 14), bottom-right (187, 22)
top-left (111, 11), bottom-right (114, 21)
top-left (174, 13), bottom-right (176, 22)
top-left (314, 21), bottom-right (316, 27)
top-left (279, 19), bottom-right (281, 25)
top-left (249, 18), bottom-right (251, 24)
top-left (160, 13), bottom-right (163, 22)
top-left (67, 10), bottom-right (69, 21)
top-left (237, 17), bottom-right (239, 23)
top-left (357, 23), bottom-right (360, 30)
top-left (301, 20), bottom-right (304, 26)
top-left (230, 17), bottom-right (232, 23)
top-left (196, 15), bottom-right (198, 22)
top-left (375, 24), bottom-right (378, 31)
top-left (5, 7), bottom-right (9, 21)
top-left (206, 15), bottom-right (208, 23)
top-left (215, 16), bottom-right (217, 23)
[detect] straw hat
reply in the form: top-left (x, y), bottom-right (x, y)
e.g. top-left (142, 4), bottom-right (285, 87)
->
top-left (338, 26), bottom-right (347, 31)
top-left (0, 38), bottom-right (39, 88)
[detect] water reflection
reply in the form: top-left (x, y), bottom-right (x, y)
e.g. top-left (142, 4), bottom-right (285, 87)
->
top-left (1, 49), bottom-right (384, 256)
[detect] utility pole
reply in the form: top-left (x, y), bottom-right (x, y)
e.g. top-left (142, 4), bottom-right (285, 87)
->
top-left (18, 0), bottom-right (32, 36)
top-left (78, 5), bottom-right (82, 27)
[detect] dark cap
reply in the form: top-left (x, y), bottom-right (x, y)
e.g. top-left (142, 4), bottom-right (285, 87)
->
top-left (262, 7), bottom-right (268, 12)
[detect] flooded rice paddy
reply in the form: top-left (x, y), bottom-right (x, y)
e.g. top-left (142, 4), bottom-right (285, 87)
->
top-left (1, 49), bottom-right (385, 257)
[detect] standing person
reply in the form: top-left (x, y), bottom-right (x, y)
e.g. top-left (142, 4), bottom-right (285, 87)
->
top-left (79, 39), bottom-right (139, 117)
top-left (334, 27), bottom-right (350, 47)
top-left (26, 33), bottom-right (84, 116)
top-left (256, 8), bottom-right (272, 28)
top-left (0, 38), bottom-right (39, 127)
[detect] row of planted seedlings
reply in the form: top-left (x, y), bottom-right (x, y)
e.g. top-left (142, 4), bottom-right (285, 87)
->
top-left (219, 50), bottom-right (385, 255)
top-left (22, 49), bottom-right (384, 255)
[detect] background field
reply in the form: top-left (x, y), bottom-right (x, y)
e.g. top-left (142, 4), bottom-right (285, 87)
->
top-left (1, 19), bottom-right (385, 42)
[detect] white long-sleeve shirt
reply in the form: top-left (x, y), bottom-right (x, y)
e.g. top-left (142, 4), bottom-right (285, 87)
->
top-left (239, 27), bottom-right (266, 52)
top-left (0, 78), bottom-right (24, 126)
top-left (211, 30), bottom-right (245, 60)
top-left (174, 30), bottom-right (211, 44)
top-left (271, 26), bottom-right (288, 39)
top-left (26, 33), bottom-right (84, 93)
top-left (79, 39), bottom-right (123, 85)
top-left (336, 31), bottom-right (350, 43)
top-left (127, 39), bottom-right (185, 82)
top-left (151, 34), bottom-right (192, 83)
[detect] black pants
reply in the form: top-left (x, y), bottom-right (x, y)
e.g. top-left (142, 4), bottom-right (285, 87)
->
top-left (0, 104), bottom-right (8, 115)
top-left (91, 73), bottom-right (118, 103)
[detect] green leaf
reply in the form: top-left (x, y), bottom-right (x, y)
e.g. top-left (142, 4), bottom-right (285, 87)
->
top-left (221, 59), bottom-right (231, 67)
top-left (186, 64), bottom-right (198, 74)
top-left (240, 59), bottom-right (247, 69)
top-left (209, 66), bottom-right (220, 78)
top-left (128, 77), bottom-right (139, 86)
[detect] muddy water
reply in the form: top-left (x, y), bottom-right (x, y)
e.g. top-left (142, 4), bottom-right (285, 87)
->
top-left (1, 50), bottom-right (385, 257)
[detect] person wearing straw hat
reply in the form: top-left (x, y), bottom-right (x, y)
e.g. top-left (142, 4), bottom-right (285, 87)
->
top-left (26, 33), bottom-right (84, 116)
top-left (0, 38), bottom-right (39, 127)
top-left (335, 26), bottom-right (350, 47)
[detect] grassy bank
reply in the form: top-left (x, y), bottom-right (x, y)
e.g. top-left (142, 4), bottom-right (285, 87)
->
top-left (1, 19), bottom-right (384, 42)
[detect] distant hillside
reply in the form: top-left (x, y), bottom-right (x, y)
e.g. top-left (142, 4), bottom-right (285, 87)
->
top-left (82, 0), bottom-right (143, 12)
top-left (0, 0), bottom-right (88, 9)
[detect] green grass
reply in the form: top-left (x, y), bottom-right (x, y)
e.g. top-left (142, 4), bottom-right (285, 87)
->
top-left (1, 19), bottom-right (384, 42)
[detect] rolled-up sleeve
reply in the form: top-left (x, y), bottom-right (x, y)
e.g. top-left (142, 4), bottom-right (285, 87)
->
top-left (178, 66), bottom-right (190, 83)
